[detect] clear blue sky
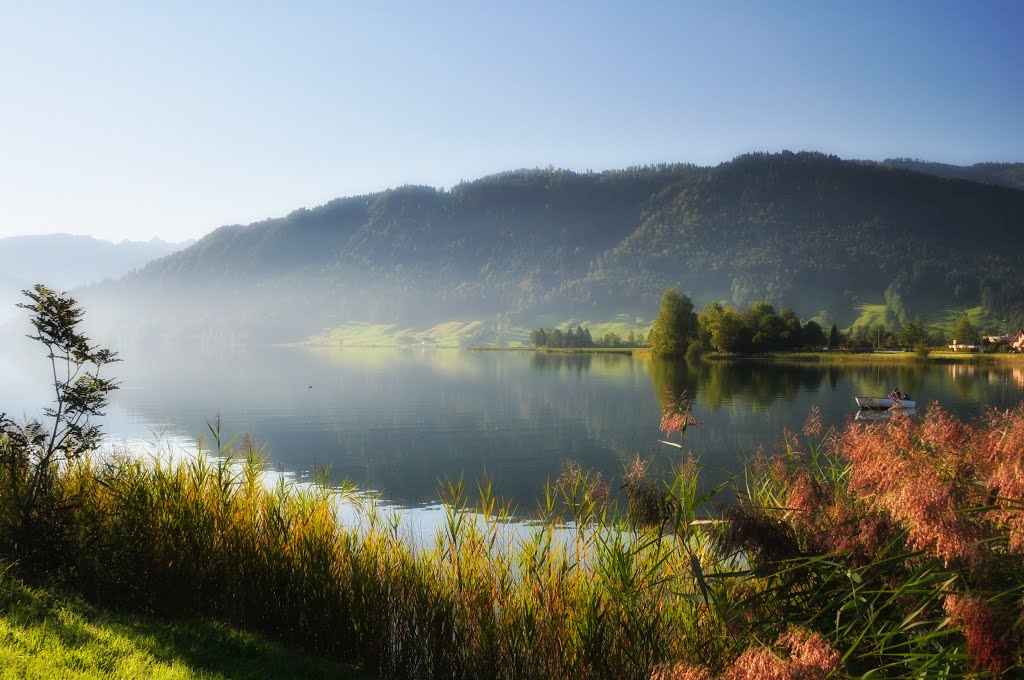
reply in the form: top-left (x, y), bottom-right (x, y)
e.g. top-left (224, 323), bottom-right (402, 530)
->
top-left (1, 0), bottom-right (1021, 242)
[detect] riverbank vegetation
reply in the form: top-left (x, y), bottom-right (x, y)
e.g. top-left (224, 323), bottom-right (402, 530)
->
top-left (703, 350), bottom-right (1024, 365)
top-left (3, 288), bottom-right (1024, 678)
top-left (4, 402), bottom-right (1024, 677)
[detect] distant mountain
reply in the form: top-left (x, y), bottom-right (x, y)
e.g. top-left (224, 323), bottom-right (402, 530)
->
top-left (0, 235), bottom-right (191, 322)
top-left (80, 152), bottom-right (1024, 345)
top-left (878, 158), bottom-right (1024, 191)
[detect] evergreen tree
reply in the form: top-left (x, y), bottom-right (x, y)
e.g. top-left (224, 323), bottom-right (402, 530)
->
top-left (898, 319), bottom-right (928, 347)
top-left (802, 320), bottom-right (827, 348)
top-left (952, 315), bottom-right (977, 344)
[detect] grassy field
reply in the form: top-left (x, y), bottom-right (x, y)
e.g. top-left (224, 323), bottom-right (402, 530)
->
top-left (847, 302), bottom-right (895, 330)
top-left (302, 320), bottom-right (497, 348)
top-left (302, 314), bottom-right (652, 349)
top-left (926, 304), bottom-right (1002, 334)
top-left (849, 301), bottom-right (1005, 335)
top-left (0, 565), bottom-right (365, 680)
top-left (469, 346), bottom-right (638, 354)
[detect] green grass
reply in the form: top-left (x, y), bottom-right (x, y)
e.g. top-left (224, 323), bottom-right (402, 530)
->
top-left (302, 321), bottom-right (495, 348)
top-left (469, 346), bottom-right (637, 354)
top-left (302, 315), bottom-right (652, 349)
top-left (847, 303), bottom-right (895, 331)
top-left (570, 314), bottom-right (651, 340)
top-left (923, 304), bottom-right (1002, 334)
top-left (0, 565), bottom-right (366, 680)
top-left (848, 301), bottom-right (1005, 335)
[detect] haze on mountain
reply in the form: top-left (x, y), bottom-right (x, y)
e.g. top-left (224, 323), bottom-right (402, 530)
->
top-left (0, 235), bottom-right (190, 323)
top-left (77, 151), bottom-right (1024, 347)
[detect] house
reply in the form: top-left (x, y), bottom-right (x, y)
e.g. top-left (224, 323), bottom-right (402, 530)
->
top-left (948, 340), bottom-right (977, 352)
top-left (1012, 330), bottom-right (1024, 352)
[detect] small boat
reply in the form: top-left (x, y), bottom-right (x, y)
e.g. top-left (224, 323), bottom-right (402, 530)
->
top-left (855, 407), bottom-right (916, 421)
top-left (855, 396), bottom-right (917, 410)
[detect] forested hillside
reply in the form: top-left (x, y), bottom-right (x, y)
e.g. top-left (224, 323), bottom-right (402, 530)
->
top-left (879, 158), bottom-right (1024, 191)
top-left (79, 152), bottom-right (1024, 345)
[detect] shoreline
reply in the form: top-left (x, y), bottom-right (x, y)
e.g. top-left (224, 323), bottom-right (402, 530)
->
top-left (465, 346), bottom-right (1024, 364)
top-left (703, 350), bottom-right (1024, 364)
top-left (467, 346), bottom-right (638, 355)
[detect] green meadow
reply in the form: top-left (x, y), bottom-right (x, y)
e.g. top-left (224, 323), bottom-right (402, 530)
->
top-left (0, 565), bottom-right (363, 679)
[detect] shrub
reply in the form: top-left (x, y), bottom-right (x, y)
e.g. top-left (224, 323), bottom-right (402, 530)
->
top-left (685, 339), bottom-right (710, 362)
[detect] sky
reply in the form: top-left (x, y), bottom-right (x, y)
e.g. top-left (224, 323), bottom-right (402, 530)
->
top-left (1, 0), bottom-right (1022, 243)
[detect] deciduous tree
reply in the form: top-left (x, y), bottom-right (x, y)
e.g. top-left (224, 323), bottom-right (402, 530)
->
top-left (0, 285), bottom-right (119, 561)
top-left (650, 289), bottom-right (698, 357)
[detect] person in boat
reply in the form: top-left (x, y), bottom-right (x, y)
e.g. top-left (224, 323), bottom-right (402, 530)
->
top-left (889, 388), bottom-right (903, 401)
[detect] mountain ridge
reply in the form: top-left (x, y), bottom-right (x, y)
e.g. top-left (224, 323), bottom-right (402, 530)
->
top-left (78, 152), bottom-right (1024, 344)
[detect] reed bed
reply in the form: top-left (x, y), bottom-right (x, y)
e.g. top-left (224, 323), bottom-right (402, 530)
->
top-left (2, 406), bottom-right (1024, 678)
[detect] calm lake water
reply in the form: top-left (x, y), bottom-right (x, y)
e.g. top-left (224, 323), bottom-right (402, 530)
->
top-left (3, 341), bottom-right (1024, 512)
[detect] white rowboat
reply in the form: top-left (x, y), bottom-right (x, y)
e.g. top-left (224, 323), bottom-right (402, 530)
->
top-left (855, 397), bottom-right (917, 410)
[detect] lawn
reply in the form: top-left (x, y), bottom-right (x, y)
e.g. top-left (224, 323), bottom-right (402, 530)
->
top-left (0, 565), bottom-right (367, 680)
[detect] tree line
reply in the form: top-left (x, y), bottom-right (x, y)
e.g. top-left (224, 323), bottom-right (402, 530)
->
top-left (647, 289), bottom-right (833, 357)
top-left (535, 290), bottom-right (1013, 357)
top-left (529, 325), bottom-right (648, 349)
top-left (649, 289), bottom-right (1007, 358)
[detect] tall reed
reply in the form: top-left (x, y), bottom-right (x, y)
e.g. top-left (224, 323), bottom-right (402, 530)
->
top-left (1, 405), bottom-right (1022, 678)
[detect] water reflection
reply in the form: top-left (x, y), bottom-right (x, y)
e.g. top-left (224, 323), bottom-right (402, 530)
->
top-left (649, 359), bottom-right (830, 412)
top-left (3, 346), bottom-right (1023, 513)
top-left (529, 352), bottom-right (592, 373)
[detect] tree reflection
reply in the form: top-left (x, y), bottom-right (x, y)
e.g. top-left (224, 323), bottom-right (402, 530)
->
top-left (648, 358), bottom-right (697, 411)
top-left (650, 358), bottom-right (826, 412)
top-left (528, 352), bottom-right (593, 373)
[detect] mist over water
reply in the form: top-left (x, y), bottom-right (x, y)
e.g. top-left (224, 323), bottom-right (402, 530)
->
top-left (4, 343), bottom-right (1023, 512)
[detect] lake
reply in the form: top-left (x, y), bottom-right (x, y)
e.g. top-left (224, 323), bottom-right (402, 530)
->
top-left (3, 340), bottom-right (1024, 512)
